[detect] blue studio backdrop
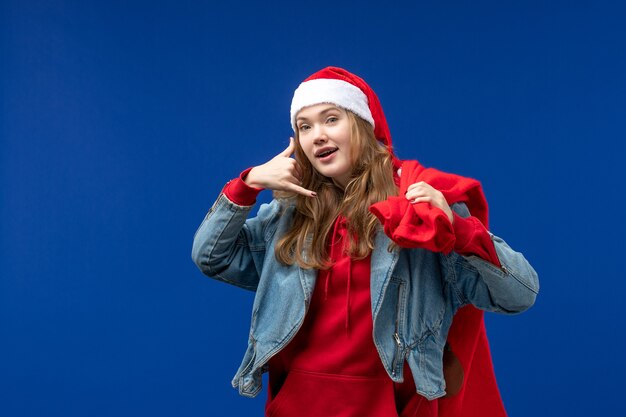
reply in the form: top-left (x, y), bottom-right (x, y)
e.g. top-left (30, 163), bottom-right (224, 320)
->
top-left (2, 1), bottom-right (625, 416)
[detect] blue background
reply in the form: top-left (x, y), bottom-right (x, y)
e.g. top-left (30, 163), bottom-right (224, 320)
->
top-left (2, 1), bottom-right (625, 416)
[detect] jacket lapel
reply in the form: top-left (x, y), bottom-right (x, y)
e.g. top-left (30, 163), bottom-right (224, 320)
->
top-left (370, 230), bottom-right (400, 316)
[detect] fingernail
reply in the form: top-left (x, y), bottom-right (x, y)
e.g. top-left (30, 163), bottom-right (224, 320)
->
top-left (311, 192), bottom-right (317, 197)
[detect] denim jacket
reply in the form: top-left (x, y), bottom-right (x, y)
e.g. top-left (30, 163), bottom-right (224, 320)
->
top-left (191, 193), bottom-right (539, 400)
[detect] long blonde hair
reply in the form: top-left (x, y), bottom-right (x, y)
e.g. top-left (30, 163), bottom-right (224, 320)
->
top-left (275, 111), bottom-right (398, 269)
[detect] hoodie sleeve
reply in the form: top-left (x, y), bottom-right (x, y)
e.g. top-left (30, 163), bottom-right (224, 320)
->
top-left (451, 209), bottom-right (501, 267)
top-left (222, 167), bottom-right (263, 207)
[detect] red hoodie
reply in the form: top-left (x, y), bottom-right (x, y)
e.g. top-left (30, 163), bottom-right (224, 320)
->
top-left (222, 163), bottom-right (505, 417)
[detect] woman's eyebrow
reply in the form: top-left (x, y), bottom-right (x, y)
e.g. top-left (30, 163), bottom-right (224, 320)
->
top-left (319, 107), bottom-right (340, 115)
top-left (296, 106), bottom-right (341, 122)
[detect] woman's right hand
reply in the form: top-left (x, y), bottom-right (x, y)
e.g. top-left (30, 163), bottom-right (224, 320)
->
top-left (244, 137), bottom-right (317, 197)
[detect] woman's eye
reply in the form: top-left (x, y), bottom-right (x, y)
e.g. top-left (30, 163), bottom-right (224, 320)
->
top-left (327, 116), bottom-right (338, 123)
top-left (298, 124), bottom-right (310, 132)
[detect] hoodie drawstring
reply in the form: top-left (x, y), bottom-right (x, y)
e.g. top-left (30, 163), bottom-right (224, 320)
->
top-left (324, 216), bottom-right (353, 333)
top-left (324, 216), bottom-right (343, 301)
top-left (345, 257), bottom-right (352, 332)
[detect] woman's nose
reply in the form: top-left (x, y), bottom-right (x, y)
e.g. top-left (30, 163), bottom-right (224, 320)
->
top-left (313, 126), bottom-right (328, 144)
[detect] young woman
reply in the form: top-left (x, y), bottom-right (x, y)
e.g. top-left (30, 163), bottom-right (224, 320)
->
top-left (192, 67), bottom-right (539, 417)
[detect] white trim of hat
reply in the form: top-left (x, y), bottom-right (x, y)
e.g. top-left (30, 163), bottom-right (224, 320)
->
top-left (290, 79), bottom-right (374, 131)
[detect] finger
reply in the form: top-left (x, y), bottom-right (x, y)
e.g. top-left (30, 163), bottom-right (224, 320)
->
top-left (279, 137), bottom-right (295, 157)
top-left (406, 181), bottom-right (428, 193)
top-left (410, 196), bottom-right (432, 204)
top-left (285, 183), bottom-right (317, 197)
top-left (405, 189), bottom-right (430, 200)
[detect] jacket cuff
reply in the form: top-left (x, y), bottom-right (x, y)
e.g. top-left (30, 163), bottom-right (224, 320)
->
top-left (222, 168), bottom-right (263, 206)
top-left (453, 212), bottom-right (501, 267)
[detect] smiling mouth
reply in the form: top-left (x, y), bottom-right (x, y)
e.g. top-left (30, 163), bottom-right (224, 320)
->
top-left (316, 148), bottom-right (338, 158)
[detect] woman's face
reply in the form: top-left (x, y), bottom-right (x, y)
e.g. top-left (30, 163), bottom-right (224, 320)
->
top-left (296, 104), bottom-right (353, 188)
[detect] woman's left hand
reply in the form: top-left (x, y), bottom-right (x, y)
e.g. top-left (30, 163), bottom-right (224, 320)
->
top-left (405, 181), bottom-right (454, 223)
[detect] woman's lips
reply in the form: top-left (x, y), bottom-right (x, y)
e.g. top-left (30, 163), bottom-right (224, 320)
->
top-left (317, 150), bottom-right (338, 162)
top-left (316, 148), bottom-right (338, 159)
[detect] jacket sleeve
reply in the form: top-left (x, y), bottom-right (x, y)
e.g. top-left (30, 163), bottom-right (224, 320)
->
top-left (444, 202), bottom-right (539, 314)
top-left (191, 192), bottom-right (282, 291)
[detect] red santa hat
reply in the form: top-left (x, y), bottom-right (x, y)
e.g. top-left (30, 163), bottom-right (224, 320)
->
top-left (290, 67), bottom-right (396, 161)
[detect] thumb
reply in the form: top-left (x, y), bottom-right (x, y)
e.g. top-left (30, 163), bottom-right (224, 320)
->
top-left (279, 137), bottom-right (295, 157)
